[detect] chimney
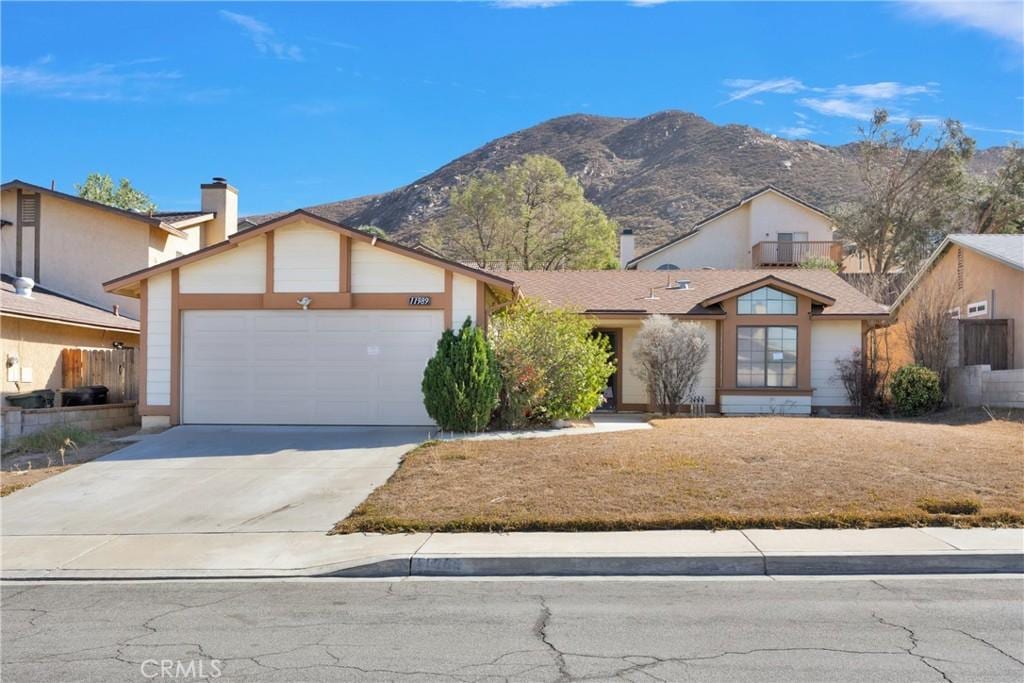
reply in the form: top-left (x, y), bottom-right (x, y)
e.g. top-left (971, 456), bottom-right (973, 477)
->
top-left (619, 228), bottom-right (635, 269)
top-left (200, 177), bottom-right (239, 246)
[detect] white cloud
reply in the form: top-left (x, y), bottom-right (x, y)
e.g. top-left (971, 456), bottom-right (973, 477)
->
top-left (902, 1), bottom-right (1024, 46)
top-left (1, 58), bottom-right (181, 101)
top-left (720, 77), bottom-right (805, 104)
top-left (778, 126), bottom-right (814, 138)
top-left (219, 10), bottom-right (304, 61)
top-left (829, 81), bottom-right (937, 99)
top-left (492, 0), bottom-right (568, 8)
top-left (797, 97), bottom-right (878, 121)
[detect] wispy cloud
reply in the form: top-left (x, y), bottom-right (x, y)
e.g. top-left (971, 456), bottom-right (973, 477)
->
top-left (720, 78), bottom-right (806, 104)
top-left (492, 0), bottom-right (568, 8)
top-left (777, 126), bottom-right (814, 139)
top-left (829, 81), bottom-right (937, 99)
top-left (1, 57), bottom-right (181, 101)
top-left (797, 97), bottom-right (878, 121)
top-left (219, 10), bottom-right (304, 61)
top-left (901, 1), bottom-right (1024, 46)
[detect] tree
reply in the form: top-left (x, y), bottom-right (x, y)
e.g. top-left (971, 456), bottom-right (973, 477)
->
top-left (489, 299), bottom-right (614, 428)
top-left (967, 144), bottom-right (1024, 234)
top-left (429, 155), bottom-right (618, 270)
top-left (76, 173), bottom-right (157, 212)
top-left (356, 225), bottom-right (389, 239)
top-left (421, 319), bottom-right (500, 432)
top-left (838, 110), bottom-right (975, 274)
top-left (632, 315), bottom-right (709, 415)
top-left (902, 274), bottom-right (957, 389)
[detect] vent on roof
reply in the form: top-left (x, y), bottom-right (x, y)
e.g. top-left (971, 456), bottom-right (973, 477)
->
top-left (13, 276), bottom-right (34, 297)
top-left (675, 279), bottom-right (691, 290)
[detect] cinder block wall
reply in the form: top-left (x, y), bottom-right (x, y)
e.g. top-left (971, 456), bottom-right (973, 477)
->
top-left (1, 402), bottom-right (139, 444)
top-left (948, 366), bottom-right (1024, 409)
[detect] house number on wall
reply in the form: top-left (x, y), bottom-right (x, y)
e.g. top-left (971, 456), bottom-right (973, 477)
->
top-left (408, 296), bottom-right (432, 306)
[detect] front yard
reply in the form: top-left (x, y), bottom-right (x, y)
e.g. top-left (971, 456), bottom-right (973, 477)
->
top-left (334, 410), bottom-right (1024, 533)
top-left (1, 426), bottom-right (138, 496)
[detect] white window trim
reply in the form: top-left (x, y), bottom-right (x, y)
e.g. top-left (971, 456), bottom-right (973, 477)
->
top-left (966, 300), bottom-right (988, 318)
top-left (947, 307), bottom-right (960, 319)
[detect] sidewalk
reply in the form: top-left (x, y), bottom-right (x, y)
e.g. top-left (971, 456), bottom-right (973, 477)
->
top-left (2, 527), bottom-right (1021, 580)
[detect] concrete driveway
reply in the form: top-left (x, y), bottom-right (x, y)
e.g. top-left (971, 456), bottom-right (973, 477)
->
top-left (1, 425), bottom-right (428, 536)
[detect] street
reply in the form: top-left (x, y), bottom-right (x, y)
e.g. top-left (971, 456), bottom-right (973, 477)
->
top-left (2, 577), bottom-right (1022, 682)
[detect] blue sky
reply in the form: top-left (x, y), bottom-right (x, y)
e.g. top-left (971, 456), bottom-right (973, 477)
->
top-left (2, 1), bottom-right (1022, 215)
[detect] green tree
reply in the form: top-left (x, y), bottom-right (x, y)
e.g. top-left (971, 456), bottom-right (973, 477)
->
top-left (356, 225), bottom-right (389, 239)
top-left (76, 173), bottom-right (157, 212)
top-left (489, 298), bottom-right (615, 428)
top-left (429, 155), bottom-right (618, 270)
top-left (837, 110), bottom-right (975, 274)
top-left (421, 318), bottom-right (500, 432)
top-left (967, 144), bottom-right (1024, 234)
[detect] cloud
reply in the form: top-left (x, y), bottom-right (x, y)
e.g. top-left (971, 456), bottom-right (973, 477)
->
top-left (797, 97), bottom-right (878, 121)
top-left (1, 58), bottom-right (181, 101)
top-left (219, 10), bottom-right (304, 61)
top-left (829, 81), bottom-right (937, 99)
top-left (720, 77), bottom-right (806, 104)
top-left (492, 0), bottom-right (568, 8)
top-left (901, 1), bottom-right (1024, 46)
top-left (777, 126), bottom-right (814, 139)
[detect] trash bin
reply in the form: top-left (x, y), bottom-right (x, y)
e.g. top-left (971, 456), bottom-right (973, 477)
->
top-left (61, 385), bottom-right (108, 407)
top-left (5, 389), bottom-right (55, 409)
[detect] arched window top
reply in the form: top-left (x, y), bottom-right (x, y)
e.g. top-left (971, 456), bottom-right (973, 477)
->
top-left (737, 286), bottom-right (797, 315)
top-left (656, 263), bottom-right (680, 271)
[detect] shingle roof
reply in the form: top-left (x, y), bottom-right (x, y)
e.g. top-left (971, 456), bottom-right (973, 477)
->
top-left (150, 211), bottom-right (207, 224)
top-left (1, 274), bottom-right (140, 333)
top-left (948, 234), bottom-right (1024, 271)
top-left (499, 268), bottom-right (888, 318)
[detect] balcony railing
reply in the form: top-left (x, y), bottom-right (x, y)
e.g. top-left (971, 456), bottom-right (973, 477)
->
top-left (752, 241), bottom-right (842, 268)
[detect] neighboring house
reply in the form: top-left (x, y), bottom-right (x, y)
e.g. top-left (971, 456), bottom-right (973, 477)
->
top-left (1, 274), bottom-right (139, 400)
top-left (887, 234), bottom-right (1024, 372)
top-left (623, 186), bottom-right (841, 271)
top-left (502, 269), bottom-right (887, 415)
top-left (104, 210), bottom-right (515, 429)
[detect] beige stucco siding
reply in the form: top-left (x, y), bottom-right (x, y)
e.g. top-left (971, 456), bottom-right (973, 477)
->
top-left (1, 316), bottom-right (137, 399)
top-left (620, 319), bottom-right (716, 406)
top-left (146, 273), bottom-right (172, 405)
top-left (810, 319), bottom-right (861, 406)
top-left (350, 241), bottom-right (445, 293)
top-left (747, 191), bottom-right (833, 250)
top-left (150, 226), bottom-right (202, 266)
top-left (451, 273), bottom-right (478, 327)
top-left (178, 238), bottom-right (266, 294)
top-left (640, 207), bottom-right (750, 270)
top-left (273, 223), bottom-right (340, 292)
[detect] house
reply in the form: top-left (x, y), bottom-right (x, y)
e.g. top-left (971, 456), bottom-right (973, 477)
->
top-left (501, 269), bottom-right (887, 415)
top-left (888, 234), bottom-right (1023, 370)
top-left (103, 210), bottom-right (514, 429)
top-left (623, 186), bottom-right (841, 271)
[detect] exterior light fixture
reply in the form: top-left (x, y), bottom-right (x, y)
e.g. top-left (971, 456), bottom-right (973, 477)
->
top-left (297, 296), bottom-right (312, 310)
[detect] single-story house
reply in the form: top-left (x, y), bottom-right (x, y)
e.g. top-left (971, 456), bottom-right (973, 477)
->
top-left (106, 207), bottom-right (887, 425)
top-left (104, 210), bottom-right (514, 428)
top-left (501, 269), bottom-right (888, 415)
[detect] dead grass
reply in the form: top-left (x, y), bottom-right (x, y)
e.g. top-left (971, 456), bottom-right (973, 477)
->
top-left (334, 413), bottom-right (1024, 533)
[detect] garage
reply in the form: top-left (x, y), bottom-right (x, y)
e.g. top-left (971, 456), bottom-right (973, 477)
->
top-left (103, 210), bottom-right (513, 428)
top-left (182, 309), bottom-right (443, 425)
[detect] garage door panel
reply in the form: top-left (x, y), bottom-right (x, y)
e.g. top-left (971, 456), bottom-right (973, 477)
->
top-left (182, 310), bottom-right (440, 425)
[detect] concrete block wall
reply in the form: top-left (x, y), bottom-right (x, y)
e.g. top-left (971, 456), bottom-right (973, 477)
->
top-left (1, 402), bottom-right (138, 444)
top-left (948, 366), bottom-right (1024, 409)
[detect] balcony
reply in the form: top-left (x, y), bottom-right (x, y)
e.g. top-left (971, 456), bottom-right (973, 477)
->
top-left (752, 241), bottom-right (842, 268)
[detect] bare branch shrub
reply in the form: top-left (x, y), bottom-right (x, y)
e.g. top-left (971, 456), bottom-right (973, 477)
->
top-left (632, 315), bottom-right (709, 415)
top-left (903, 275), bottom-right (957, 388)
top-left (834, 350), bottom-right (888, 416)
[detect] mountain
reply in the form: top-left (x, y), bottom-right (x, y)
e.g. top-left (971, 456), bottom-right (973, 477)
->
top-left (252, 111), bottom-right (1010, 250)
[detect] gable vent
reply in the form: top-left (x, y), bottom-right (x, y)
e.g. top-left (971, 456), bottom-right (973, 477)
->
top-left (19, 193), bottom-right (40, 226)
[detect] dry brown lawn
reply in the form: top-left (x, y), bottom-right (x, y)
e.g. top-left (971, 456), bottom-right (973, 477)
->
top-left (334, 412), bottom-right (1024, 533)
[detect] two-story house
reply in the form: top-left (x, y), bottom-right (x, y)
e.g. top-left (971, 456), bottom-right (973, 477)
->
top-left (622, 186), bottom-right (841, 271)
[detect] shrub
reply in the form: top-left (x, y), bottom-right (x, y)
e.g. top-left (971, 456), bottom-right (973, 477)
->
top-left (7, 425), bottom-right (96, 455)
top-left (917, 498), bottom-right (981, 515)
top-left (890, 364), bottom-right (943, 416)
top-left (799, 256), bottom-right (840, 273)
top-left (421, 318), bottom-right (500, 432)
top-left (632, 315), bottom-right (709, 415)
top-left (833, 350), bottom-right (887, 415)
top-left (489, 299), bottom-right (614, 429)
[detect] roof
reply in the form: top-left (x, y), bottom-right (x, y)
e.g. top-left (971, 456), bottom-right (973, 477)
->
top-left (627, 186), bottom-right (834, 267)
top-left (151, 211), bottom-right (215, 228)
top-left (499, 268), bottom-right (888, 318)
top-left (891, 233), bottom-right (1024, 312)
top-left (1, 274), bottom-right (140, 333)
top-left (104, 209), bottom-right (517, 295)
top-left (1, 180), bottom-right (187, 239)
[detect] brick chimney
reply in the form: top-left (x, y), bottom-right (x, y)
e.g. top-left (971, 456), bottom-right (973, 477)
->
top-left (619, 228), bottom-right (635, 269)
top-left (200, 177), bottom-right (239, 246)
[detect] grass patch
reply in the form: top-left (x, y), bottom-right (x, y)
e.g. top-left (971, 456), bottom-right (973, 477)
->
top-left (0, 482), bottom-right (29, 497)
top-left (5, 425), bottom-right (97, 456)
top-left (333, 415), bottom-right (1024, 534)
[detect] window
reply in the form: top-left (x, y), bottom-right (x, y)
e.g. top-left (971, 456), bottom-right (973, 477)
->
top-left (737, 326), bottom-right (798, 388)
top-left (948, 307), bottom-right (961, 319)
top-left (656, 263), bottom-right (680, 271)
top-left (737, 286), bottom-right (797, 314)
top-left (967, 300), bottom-right (988, 318)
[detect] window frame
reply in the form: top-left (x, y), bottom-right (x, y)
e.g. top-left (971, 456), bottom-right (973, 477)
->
top-left (736, 325), bottom-right (799, 389)
top-left (947, 307), bottom-right (961, 319)
top-left (966, 300), bottom-right (988, 318)
top-left (737, 286), bottom-right (798, 315)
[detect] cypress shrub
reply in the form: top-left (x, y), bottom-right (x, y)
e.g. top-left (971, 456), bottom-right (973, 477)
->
top-left (422, 318), bottom-right (500, 432)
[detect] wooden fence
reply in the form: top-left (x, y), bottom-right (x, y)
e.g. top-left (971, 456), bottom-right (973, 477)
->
top-left (959, 319), bottom-right (1013, 371)
top-left (61, 348), bottom-right (138, 403)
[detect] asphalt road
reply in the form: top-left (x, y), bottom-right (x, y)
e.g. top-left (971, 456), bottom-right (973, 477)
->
top-left (2, 577), bottom-right (1022, 682)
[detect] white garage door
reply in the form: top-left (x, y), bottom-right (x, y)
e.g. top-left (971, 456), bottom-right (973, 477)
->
top-left (181, 310), bottom-right (443, 425)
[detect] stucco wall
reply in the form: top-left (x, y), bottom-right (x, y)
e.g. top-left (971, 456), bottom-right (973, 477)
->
top-left (179, 237), bottom-right (266, 294)
top-left (146, 273), bottom-right (172, 405)
top-left (1, 316), bottom-right (137, 399)
top-left (350, 241), bottom-right (446, 293)
top-left (619, 319), bottom-right (716, 407)
top-left (747, 191), bottom-right (834, 251)
top-left (810, 319), bottom-right (861, 406)
top-left (273, 222), bottom-right (341, 292)
top-left (150, 225), bottom-right (202, 266)
top-left (637, 206), bottom-right (750, 270)
top-left (451, 273), bottom-right (478, 326)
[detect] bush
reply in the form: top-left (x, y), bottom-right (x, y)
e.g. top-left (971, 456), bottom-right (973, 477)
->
top-left (833, 350), bottom-right (887, 415)
top-left (489, 299), bottom-right (614, 429)
top-left (632, 315), bottom-right (710, 415)
top-left (799, 256), bottom-right (840, 273)
top-left (890, 364), bottom-right (943, 416)
top-left (421, 318), bottom-right (500, 432)
top-left (6, 425), bottom-right (96, 455)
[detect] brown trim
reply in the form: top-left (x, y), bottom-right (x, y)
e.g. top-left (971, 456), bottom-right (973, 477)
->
top-left (619, 403), bottom-right (650, 412)
top-left (810, 313), bottom-right (890, 320)
top-left (719, 295), bottom-right (813, 393)
top-left (176, 291), bottom-right (452, 312)
top-left (138, 404), bottom-right (172, 417)
top-left (701, 275), bottom-right (836, 308)
top-left (139, 280), bottom-right (148, 410)
top-left (265, 232), bottom-right (274, 293)
top-left (177, 293), bottom-right (264, 309)
top-left (170, 269), bottom-right (181, 426)
top-left (719, 388), bottom-right (813, 396)
top-left (476, 281), bottom-right (486, 329)
top-left (263, 292), bottom-right (353, 309)
top-left (15, 188), bottom-right (23, 275)
top-left (715, 319), bottom-right (722, 408)
top-left (586, 310), bottom-right (728, 320)
top-left (443, 271), bottom-right (453, 328)
top-left (340, 235), bottom-right (351, 293)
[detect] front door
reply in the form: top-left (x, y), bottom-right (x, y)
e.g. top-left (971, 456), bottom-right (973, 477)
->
top-left (594, 329), bottom-right (618, 411)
